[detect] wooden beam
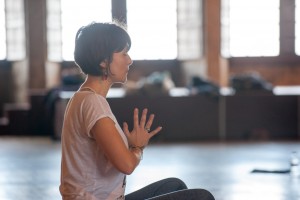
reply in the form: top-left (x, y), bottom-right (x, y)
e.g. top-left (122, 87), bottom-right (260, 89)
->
top-left (203, 0), bottom-right (227, 86)
top-left (24, 0), bottom-right (47, 89)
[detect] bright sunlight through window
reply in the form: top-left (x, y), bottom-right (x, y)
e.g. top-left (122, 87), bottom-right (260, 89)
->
top-left (126, 0), bottom-right (177, 60)
top-left (0, 0), bottom-right (6, 60)
top-left (223, 0), bottom-right (279, 57)
top-left (61, 0), bottom-right (111, 60)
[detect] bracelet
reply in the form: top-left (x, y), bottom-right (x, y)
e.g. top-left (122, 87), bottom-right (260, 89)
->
top-left (129, 145), bottom-right (145, 151)
top-left (129, 145), bottom-right (144, 160)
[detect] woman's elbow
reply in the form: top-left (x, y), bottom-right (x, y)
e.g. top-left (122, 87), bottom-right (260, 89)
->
top-left (110, 151), bottom-right (140, 175)
top-left (122, 169), bottom-right (134, 175)
top-left (118, 162), bottom-right (136, 175)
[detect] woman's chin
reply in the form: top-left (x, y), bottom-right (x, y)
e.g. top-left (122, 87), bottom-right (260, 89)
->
top-left (115, 78), bottom-right (127, 85)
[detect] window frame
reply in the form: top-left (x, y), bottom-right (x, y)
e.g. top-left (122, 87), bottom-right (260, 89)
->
top-left (228, 0), bottom-right (299, 67)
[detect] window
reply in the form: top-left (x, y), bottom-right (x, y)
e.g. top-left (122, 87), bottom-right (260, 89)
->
top-left (222, 0), bottom-right (280, 57)
top-left (0, 0), bottom-right (6, 60)
top-left (47, 0), bottom-right (62, 61)
top-left (51, 0), bottom-right (200, 61)
top-left (0, 0), bottom-right (26, 61)
top-left (60, 0), bottom-right (111, 60)
top-left (126, 0), bottom-right (177, 60)
top-left (177, 0), bottom-right (202, 60)
top-left (5, 0), bottom-right (26, 61)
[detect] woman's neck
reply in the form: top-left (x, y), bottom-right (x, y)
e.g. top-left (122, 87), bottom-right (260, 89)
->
top-left (80, 75), bottom-right (112, 97)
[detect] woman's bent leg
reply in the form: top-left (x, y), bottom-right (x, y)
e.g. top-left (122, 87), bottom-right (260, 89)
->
top-left (147, 188), bottom-right (215, 200)
top-left (125, 177), bottom-right (187, 200)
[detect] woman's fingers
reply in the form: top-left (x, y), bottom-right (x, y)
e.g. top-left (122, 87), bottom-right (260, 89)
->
top-left (123, 122), bottom-right (130, 136)
top-left (149, 126), bottom-right (163, 137)
top-left (127, 108), bottom-right (162, 147)
top-left (132, 108), bottom-right (161, 136)
top-left (133, 108), bottom-right (139, 128)
top-left (144, 114), bottom-right (154, 131)
top-left (140, 108), bottom-right (148, 128)
top-left (133, 108), bottom-right (149, 129)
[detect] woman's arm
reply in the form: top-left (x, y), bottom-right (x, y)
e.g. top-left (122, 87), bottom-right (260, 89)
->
top-left (91, 108), bottom-right (162, 175)
top-left (91, 117), bottom-right (140, 175)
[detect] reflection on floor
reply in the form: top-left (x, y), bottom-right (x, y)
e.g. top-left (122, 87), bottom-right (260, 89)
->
top-left (0, 137), bottom-right (300, 200)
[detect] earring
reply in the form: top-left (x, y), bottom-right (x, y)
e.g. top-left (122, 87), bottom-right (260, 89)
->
top-left (99, 62), bottom-right (108, 81)
top-left (102, 68), bottom-right (108, 80)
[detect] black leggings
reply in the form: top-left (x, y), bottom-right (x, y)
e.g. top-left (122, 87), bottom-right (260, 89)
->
top-left (125, 178), bottom-right (215, 200)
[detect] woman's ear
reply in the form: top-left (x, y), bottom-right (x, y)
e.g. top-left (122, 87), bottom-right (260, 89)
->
top-left (99, 61), bottom-right (106, 69)
top-left (99, 60), bottom-right (109, 80)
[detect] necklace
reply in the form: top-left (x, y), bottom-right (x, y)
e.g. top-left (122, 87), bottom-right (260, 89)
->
top-left (80, 87), bottom-right (97, 94)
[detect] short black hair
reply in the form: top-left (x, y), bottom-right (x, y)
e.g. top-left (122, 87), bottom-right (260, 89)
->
top-left (74, 21), bottom-right (131, 76)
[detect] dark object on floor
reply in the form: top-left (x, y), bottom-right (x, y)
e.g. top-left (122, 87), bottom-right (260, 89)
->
top-left (230, 72), bottom-right (273, 94)
top-left (189, 76), bottom-right (220, 99)
top-left (251, 169), bottom-right (290, 174)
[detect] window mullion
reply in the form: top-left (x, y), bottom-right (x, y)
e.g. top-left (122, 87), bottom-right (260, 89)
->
top-left (111, 0), bottom-right (127, 24)
top-left (280, 0), bottom-right (295, 55)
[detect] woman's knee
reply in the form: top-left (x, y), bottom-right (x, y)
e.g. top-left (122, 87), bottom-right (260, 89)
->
top-left (188, 188), bottom-right (215, 200)
top-left (161, 177), bottom-right (188, 191)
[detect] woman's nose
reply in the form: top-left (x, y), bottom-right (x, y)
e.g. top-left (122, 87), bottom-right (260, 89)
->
top-left (128, 55), bottom-right (133, 66)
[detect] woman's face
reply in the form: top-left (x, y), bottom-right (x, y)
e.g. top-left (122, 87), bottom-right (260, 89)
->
top-left (108, 46), bottom-right (132, 84)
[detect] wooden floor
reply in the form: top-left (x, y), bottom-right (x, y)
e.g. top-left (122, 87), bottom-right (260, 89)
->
top-left (0, 136), bottom-right (300, 200)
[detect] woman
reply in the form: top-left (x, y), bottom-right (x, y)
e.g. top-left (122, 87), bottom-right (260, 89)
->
top-left (59, 21), bottom-right (214, 200)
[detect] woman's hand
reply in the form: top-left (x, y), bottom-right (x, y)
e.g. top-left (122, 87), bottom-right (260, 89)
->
top-left (123, 108), bottom-right (162, 148)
